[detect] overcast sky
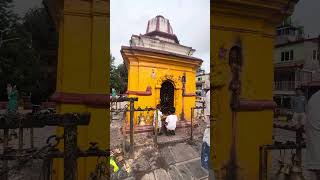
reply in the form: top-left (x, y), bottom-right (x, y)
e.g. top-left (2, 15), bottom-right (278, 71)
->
top-left (12, 0), bottom-right (320, 72)
top-left (110, 0), bottom-right (210, 72)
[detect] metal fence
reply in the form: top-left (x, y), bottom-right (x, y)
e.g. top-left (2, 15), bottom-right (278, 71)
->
top-left (0, 111), bottom-right (110, 180)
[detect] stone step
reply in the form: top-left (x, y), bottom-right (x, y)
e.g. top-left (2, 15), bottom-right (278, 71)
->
top-left (141, 172), bottom-right (156, 180)
top-left (154, 168), bottom-right (171, 180)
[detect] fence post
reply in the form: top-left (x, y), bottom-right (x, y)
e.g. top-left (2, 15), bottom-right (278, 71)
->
top-left (154, 109), bottom-right (158, 145)
top-left (19, 127), bottom-right (23, 153)
top-left (2, 129), bottom-right (9, 180)
top-left (30, 128), bottom-right (34, 149)
top-left (296, 127), bottom-right (303, 166)
top-left (64, 122), bottom-right (78, 180)
top-left (190, 107), bottom-right (194, 141)
top-left (129, 100), bottom-right (134, 157)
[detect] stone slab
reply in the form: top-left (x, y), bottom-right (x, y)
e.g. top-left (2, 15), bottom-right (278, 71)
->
top-left (154, 168), bottom-right (170, 180)
top-left (123, 177), bottom-right (136, 180)
top-left (141, 172), bottom-right (155, 180)
top-left (185, 160), bottom-right (208, 179)
top-left (170, 143), bottom-right (199, 163)
top-left (176, 165), bottom-right (193, 180)
top-left (168, 165), bottom-right (184, 180)
top-left (160, 146), bottom-right (176, 165)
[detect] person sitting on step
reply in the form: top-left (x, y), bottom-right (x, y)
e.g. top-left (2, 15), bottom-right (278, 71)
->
top-left (164, 107), bottom-right (177, 136)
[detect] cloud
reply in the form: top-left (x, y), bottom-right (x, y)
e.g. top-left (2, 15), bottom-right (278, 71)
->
top-left (110, 0), bottom-right (210, 72)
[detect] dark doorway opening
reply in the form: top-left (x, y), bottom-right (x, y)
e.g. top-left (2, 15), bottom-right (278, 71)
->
top-left (160, 81), bottom-right (174, 114)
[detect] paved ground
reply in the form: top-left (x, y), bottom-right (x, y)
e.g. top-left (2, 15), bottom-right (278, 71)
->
top-left (110, 110), bottom-right (209, 180)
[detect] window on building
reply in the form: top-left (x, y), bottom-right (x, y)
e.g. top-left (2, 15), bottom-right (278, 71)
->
top-left (285, 51), bottom-right (289, 61)
top-left (290, 50), bottom-right (294, 60)
top-left (313, 50), bottom-right (317, 60)
top-left (281, 52), bottom-right (285, 61)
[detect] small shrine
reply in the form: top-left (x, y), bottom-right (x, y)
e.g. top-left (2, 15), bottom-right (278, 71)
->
top-left (121, 15), bottom-right (202, 128)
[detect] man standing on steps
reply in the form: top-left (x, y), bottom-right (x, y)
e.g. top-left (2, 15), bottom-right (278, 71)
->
top-left (291, 88), bottom-right (307, 128)
top-left (201, 89), bottom-right (214, 179)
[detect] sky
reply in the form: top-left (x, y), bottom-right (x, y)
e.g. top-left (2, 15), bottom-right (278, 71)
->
top-left (292, 0), bottom-right (320, 38)
top-left (110, 0), bottom-right (210, 72)
top-left (12, 0), bottom-right (320, 72)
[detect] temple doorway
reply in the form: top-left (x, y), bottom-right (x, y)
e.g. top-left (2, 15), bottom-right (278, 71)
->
top-left (160, 80), bottom-right (174, 114)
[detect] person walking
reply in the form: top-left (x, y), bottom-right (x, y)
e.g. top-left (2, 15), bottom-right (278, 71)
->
top-left (291, 88), bottom-right (307, 128)
top-left (305, 90), bottom-right (320, 180)
top-left (201, 89), bottom-right (214, 179)
top-left (7, 83), bottom-right (18, 114)
top-left (7, 83), bottom-right (18, 138)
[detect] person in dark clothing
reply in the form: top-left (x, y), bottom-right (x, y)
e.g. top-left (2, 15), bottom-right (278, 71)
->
top-left (31, 83), bottom-right (41, 113)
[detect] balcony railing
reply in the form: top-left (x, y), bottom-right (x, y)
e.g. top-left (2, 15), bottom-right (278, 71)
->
top-left (273, 81), bottom-right (298, 91)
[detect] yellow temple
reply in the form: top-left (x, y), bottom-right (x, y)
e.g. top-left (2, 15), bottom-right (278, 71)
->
top-left (121, 15), bottom-right (202, 130)
top-left (211, 0), bottom-right (299, 179)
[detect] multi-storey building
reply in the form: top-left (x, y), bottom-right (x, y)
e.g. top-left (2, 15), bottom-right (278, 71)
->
top-left (196, 68), bottom-right (210, 100)
top-left (273, 19), bottom-right (320, 109)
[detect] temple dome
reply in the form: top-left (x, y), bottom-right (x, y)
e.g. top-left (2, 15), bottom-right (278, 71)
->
top-left (145, 15), bottom-right (179, 44)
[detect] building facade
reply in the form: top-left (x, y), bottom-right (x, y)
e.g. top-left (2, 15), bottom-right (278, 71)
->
top-left (121, 15), bottom-right (202, 127)
top-left (273, 19), bottom-right (320, 109)
top-left (196, 68), bottom-right (210, 100)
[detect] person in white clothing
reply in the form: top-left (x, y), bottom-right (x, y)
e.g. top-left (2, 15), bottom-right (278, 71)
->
top-left (153, 104), bottom-right (163, 135)
top-left (201, 90), bottom-right (211, 170)
top-left (164, 107), bottom-right (177, 136)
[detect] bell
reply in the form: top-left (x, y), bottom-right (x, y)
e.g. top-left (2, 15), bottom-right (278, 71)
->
top-left (275, 160), bottom-right (290, 180)
top-left (289, 154), bottom-right (305, 180)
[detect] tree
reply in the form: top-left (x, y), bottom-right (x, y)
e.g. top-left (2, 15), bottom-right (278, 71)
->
top-left (0, 3), bottom-right (57, 101)
top-left (23, 7), bottom-right (58, 100)
top-left (116, 63), bottom-right (128, 93)
top-left (110, 54), bottom-right (128, 94)
top-left (0, 1), bottom-right (40, 100)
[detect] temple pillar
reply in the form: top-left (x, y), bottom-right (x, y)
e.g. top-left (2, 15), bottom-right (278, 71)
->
top-left (211, 1), bottom-right (298, 179)
top-left (45, 0), bottom-right (109, 179)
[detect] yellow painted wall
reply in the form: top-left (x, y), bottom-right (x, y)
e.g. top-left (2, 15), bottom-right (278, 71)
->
top-left (123, 50), bottom-right (200, 124)
top-left (211, 1), bottom-right (296, 179)
top-left (52, 0), bottom-right (109, 179)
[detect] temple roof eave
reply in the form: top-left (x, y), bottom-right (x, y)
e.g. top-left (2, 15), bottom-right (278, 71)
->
top-left (120, 46), bottom-right (202, 67)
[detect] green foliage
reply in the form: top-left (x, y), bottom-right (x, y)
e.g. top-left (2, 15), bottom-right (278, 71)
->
top-left (0, 2), bottom-right (57, 101)
top-left (110, 54), bottom-right (128, 94)
top-left (23, 7), bottom-right (58, 100)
